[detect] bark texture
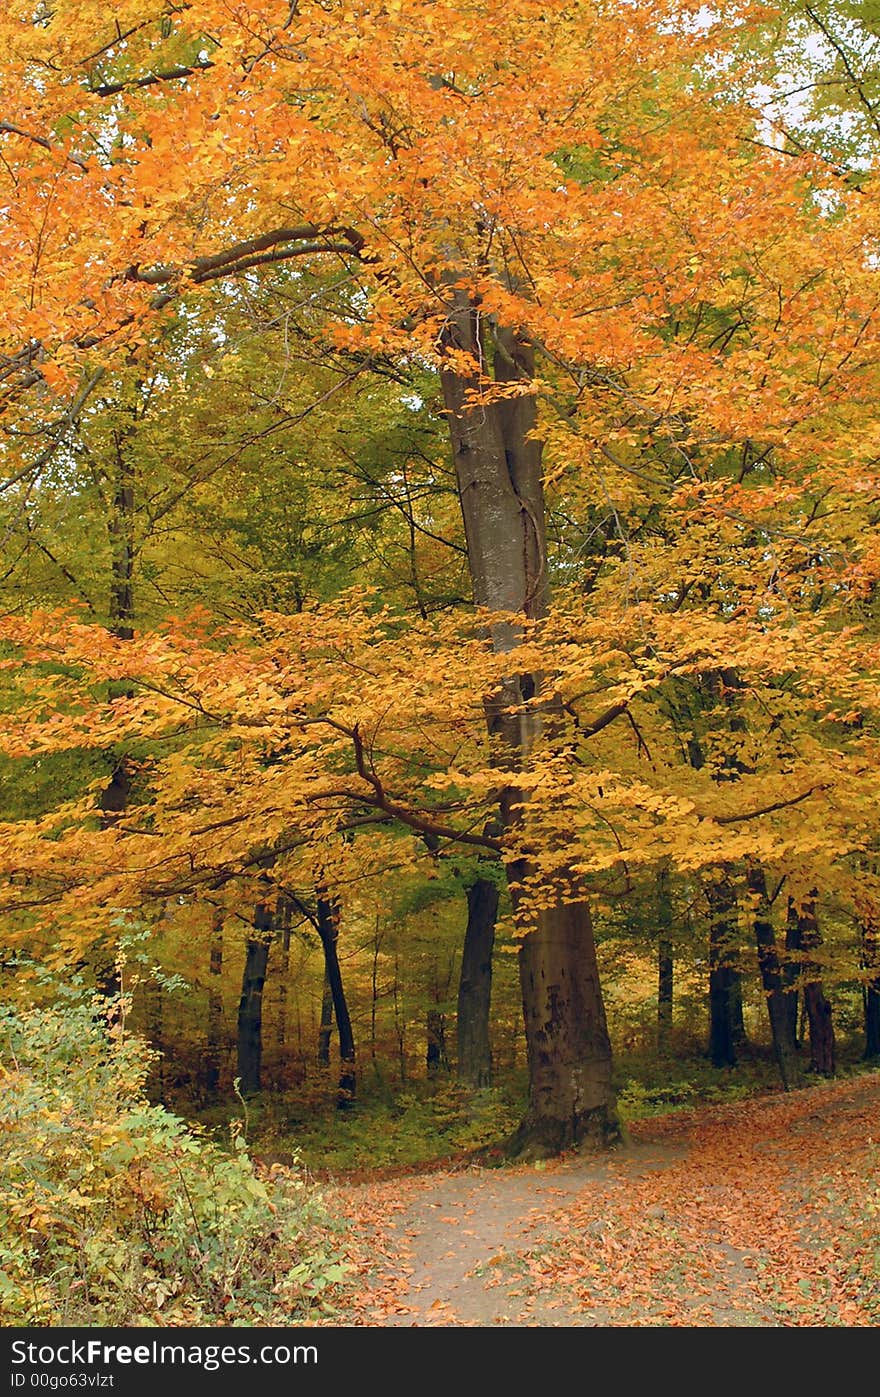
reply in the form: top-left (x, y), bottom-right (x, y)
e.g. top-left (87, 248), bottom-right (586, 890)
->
top-left (317, 972), bottom-right (334, 1067)
top-left (236, 904), bottom-right (271, 1096)
top-left (456, 876), bottom-right (499, 1087)
top-left (441, 296), bottom-right (619, 1154)
top-left (707, 879), bottom-right (740, 1069)
top-left (511, 900), bottom-right (618, 1156)
top-left (426, 1009), bottom-right (449, 1073)
top-left (787, 895), bottom-right (835, 1076)
top-left (748, 867), bottom-right (802, 1091)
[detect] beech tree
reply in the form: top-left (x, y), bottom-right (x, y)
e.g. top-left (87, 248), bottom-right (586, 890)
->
top-left (3, 0), bottom-right (880, 1152)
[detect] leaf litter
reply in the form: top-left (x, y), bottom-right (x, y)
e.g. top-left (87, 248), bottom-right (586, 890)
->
top-left (325, 1071), bottom-right (880, 1327)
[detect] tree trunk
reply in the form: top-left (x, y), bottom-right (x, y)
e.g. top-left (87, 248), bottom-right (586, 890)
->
top-left (236, 903), bottom-right (271, 1096)
top-left (456, 875), bottom-right (499, 1087)
top-left (108, 430), bottom-right (136, 642)
top-left (205, 910), bottom-right (224, 1095)
top-left (317, 972), bottom-right (334, 1067)
top-left (658, 941), bottom-right (674, 1048)
top-left (707, 879), bottom-right (739, 1068)
top-left (861, 916), bottom-right (880, 1061)
top-left (783, 914), bottom-right (801, 1044)
top-left (100, 408), bottom-right (137, 991)
top-left (99, 448), bottom-right (135, 815)
top-left (730, 971), bottom-right (747, 1054)
top-left (316, 895), bottom-right (356, 1108)
top-left (426, 1009), bottom-right (448, 1073)
top-left (656, 866), bottom-right (673, 1050)
top-left (787, 894), bottom-right (835, 1076)
top-left (275, 895), bottom-right (291, 1065)
top-left (804, 983), bottom-right (835, 1076)
top-left (440, 301), bottom-right (619, 1154)
top-left (509, 898), bottom-right (617, 1156)
top-left (748, 867), bottom-right (802, 1090)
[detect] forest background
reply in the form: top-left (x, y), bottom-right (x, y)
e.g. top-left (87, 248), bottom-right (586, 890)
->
top-left (1, 0), bottom-right (880, 1326)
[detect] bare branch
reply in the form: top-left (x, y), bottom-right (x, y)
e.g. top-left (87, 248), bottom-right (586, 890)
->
top-left (712, 784), bottom-right (828, 826)
top-left (0, 366), bottom-right (105, 496)
top-left (0, 120), bottom-right (88, 169)
top-left (90, 61), bottom-right (215, 97)
top-left (315, 718), bottom-right (504, 852)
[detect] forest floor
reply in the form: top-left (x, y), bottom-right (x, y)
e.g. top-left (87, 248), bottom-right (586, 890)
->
top-left (321, 1069), bottom-right (880, 1326)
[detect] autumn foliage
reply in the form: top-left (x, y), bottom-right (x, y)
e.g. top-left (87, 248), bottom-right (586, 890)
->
top-left (1, 0), bottom-right (880, 1324)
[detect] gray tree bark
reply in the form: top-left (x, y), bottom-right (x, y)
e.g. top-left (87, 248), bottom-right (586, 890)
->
top-left (440, 294), bottom-right (619, 1155)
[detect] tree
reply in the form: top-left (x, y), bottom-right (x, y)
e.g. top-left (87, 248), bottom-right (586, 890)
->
top-left (748, 866), bottom-right (804, 1090)
top-left (457, 872), bottom-right (500, 1087)
top-left (4, 0), bottom-right (880, 1153)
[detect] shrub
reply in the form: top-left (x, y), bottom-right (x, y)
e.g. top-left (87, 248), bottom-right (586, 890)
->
top-left (0, 989), bottom-right (348, 1325)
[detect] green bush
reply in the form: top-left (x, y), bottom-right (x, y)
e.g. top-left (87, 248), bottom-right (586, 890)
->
top-left (243, 1074), bottom-right (526, 1174)
top-left (0, 990), bottom-right (348, 1325)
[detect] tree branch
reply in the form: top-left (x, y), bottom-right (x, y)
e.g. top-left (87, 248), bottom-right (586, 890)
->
top-left (0, 366), bottom-right (105, 496)
top-left (90, 61), bottom-right (215, 97)
top-left (0, 120), bottom-right (88, 169)
top-left (315, 718), bottom-right (504, 852)
top-left (712, 784), bottom-right (827, 826)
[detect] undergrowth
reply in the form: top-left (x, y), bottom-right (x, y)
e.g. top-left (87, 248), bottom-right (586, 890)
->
top-left (613, 1038), bottom-right (877, 1123)
top-left (234, 1073), bottom-right (526, 1174)
top-left (227, 1040), bottom-right (880, 1174)
top-left (0, 987), bottom-right (349, 1325)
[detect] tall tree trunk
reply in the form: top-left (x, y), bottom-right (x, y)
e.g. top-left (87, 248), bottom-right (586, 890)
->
top-left (205, 910), bottom-right (224, 1095)
top-left (427, 950), bottom-right (455, 1078)
top-left (730, 971), bottom-right (747, 1054)
top-left (656, 866), bottom-right (673, 1051)
top-left (441, 302), bottom-right (619, 1155)
top-left (748, 867), bottom-right (802, 1090)
top-left (512, 898), bottom-right (617, 1156)
top-left (685, 675), bottom-right (751, 1065)
top-left (426, 1009), bottom-right (448, 1074)
top-left (658, 941), bottom-right (674, 1048)
top-left (860, 933), bottom-right (880, 1061)
top-left (108, 428), bottom-right (136, 642)
top-left (707, 878), bottom-right (739, 1068)
top-left (456, 875), bottom-right (499, 1087)
top-left (237, 903), bottom-right (271, 1096)
top-left (787, 894), bottom-right (835, 1076)
top-left (98, 406), bottom-right (138, 995)
top-left (275, 896), bottom-right (291, 1062)
top-left (98, 427), bottom-right (137, 829)
top-left (316, 895), bottom-right (356, 1108)
top-left (783, 914), bottom-right (802, 1044)
top-left (317, 972), bottom-right (334, 1067)
top-left (860, 910), bottom-right (880, 1061)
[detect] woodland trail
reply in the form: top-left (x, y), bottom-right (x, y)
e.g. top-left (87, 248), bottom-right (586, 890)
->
top-left (329, 1071), bottom-right (880, 1327)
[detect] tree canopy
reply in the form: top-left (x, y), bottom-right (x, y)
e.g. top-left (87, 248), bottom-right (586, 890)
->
top-left (2, 0), bottom-right (880, 1157)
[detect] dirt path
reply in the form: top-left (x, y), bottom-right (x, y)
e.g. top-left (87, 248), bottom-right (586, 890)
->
top-left (332, 1071), bottom-right (880, 1326)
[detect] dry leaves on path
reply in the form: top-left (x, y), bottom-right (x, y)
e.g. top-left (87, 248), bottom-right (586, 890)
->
top-left (328, 1072), bottom-right (880, 1327)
